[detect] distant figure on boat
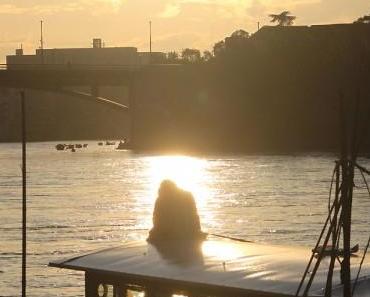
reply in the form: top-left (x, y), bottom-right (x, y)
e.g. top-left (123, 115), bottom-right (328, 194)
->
top-left (148, 180), bottom-right (206, 243)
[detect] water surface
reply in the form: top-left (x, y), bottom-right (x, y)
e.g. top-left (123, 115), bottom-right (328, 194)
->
top-left (1, 142), bottom-right (369, 297)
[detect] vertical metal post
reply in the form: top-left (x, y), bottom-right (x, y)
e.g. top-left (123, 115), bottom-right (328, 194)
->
top-left (341, 160), bottom-right (352, 297)
top-left (340, 95), bottom-right (358, 297)
top-left (149, 21), bottom-right (152, 54)
top-left (40, 20), bottom-right (44, 64)
top-left (21, 90), bottom-right (27, 297)
top-left (325, 165), bottom-right (341, 296)
top-left (149, 21), bottom-right (152, 65)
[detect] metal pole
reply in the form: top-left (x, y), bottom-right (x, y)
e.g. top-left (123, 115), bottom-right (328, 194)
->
top-left (21, 90), bottom-right (27, 297)
top-left (40, 20), bottom-right (44, 64)
top-left (324, 166), bottom-right (341, 296)
top-left (149, 21), bottom-right (152, 65)
top-left (149, 21), bottom-right (152, 54)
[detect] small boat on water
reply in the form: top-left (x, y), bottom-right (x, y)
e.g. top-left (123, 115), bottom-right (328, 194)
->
top-left (49, 236), bottom-right (370, 297)
top-left (116, 140), bottom-right (130, 150)
top-left (55, 144), bottom-right (65, 151)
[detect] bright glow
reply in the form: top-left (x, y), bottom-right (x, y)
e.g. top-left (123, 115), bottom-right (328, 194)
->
top-left (96, 0), bottom-right (125, 11)
top-left (202, 240), bottom-right (244, 261)
top-left (127, 290), bottom-right (144, 297)
top-left (109, 0), bottom-right (124, 8)
top-left (145, 155), bottom-right (210, 209)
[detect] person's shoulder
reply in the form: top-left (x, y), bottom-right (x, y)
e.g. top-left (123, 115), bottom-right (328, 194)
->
top-left (180, 190), bottom-right (195, 203)
top-left (180, 189), bottom-right (191, 197)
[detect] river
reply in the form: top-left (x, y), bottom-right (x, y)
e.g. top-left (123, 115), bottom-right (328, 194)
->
top-left (1, 142), bottom-right (370, 297)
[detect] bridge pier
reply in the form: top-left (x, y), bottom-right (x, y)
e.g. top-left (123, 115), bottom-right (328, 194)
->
top-left (91, 84), bottom-right (99, 98)
top-left (128, 75), bottom-right (137, 148)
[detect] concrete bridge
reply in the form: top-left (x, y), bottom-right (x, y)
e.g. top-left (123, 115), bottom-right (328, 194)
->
top-left (0, 63), bottom-right (184, 145)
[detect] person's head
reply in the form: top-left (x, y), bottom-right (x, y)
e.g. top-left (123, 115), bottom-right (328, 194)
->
top-left (158, 179), bottom-right (178, 197)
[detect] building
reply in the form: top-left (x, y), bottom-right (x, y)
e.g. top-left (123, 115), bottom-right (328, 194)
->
top-left (6, 38), bottom-right (166, 69)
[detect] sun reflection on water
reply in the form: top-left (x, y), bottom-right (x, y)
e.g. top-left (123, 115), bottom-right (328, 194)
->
top-left (145, 155), bottom-right (211, 210)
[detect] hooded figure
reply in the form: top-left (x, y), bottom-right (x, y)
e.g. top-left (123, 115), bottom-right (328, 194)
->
top-left (148, 180), bottom-right (206, 242)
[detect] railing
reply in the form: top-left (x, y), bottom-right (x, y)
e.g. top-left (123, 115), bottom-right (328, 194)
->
top-left (0, 63), bottom-right (182, 71)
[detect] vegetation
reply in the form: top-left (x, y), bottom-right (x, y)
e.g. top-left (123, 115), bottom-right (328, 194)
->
top-left (138, 21), bottom-right (370, 153)
top-left (181, 48), bottom-right (201, 63)
top-left (269, 11), bottom-right (296, 26)
top-left (354, 14), bottom-right (370, 24)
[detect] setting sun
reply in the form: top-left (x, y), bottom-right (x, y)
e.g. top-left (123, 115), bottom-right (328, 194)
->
top-left (145, 155), bottom-right (211, 208)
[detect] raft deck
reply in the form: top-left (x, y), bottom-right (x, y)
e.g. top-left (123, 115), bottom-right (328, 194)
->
top-left (50, 237), bottom-right (370, 297)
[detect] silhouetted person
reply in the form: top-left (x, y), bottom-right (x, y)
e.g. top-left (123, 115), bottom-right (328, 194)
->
top-left (148, 180), bottom-right (206, 243)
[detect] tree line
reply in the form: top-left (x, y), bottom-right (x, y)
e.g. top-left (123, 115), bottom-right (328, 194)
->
top-left (164, 12), bottom-right (370, 64)
top-left (135, 11), bottom-right (370, 153)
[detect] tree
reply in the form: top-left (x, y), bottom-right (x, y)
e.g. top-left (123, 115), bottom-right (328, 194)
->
top-left (354, 14), bottom-right (370, 24)
top-left (202, 50), bottom-right (213, 62)
top-left (212, 29), bottom-right (250, 59)
top-left (213, 40), bottom-right (226, 58)
top-left (167, 51), bottom-right (180, 63)
top-left (231, 29), bottom-right (250, 39)
top-left (269, 11), bottom-right (296, 26)
top-left (181, 48), bottom-right (201, 63)
top-left (225, 29), bottom-right (250, 49)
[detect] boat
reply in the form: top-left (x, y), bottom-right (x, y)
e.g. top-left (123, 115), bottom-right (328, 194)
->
top-left (49, 235), bottom-right (370, 297)
top-left (55, 143), bottom-right (65, 151)
top-left (116, 140), bottom-right (130, 150)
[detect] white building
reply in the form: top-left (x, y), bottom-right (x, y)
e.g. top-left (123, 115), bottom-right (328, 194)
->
top-left (6, 38), bottom-right (166, 69)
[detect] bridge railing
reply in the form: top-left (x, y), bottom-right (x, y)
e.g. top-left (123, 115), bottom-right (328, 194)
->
top-left (0, 63), bottom-right (143, 71)
top-left (0, 63), bottom-right (182, 71)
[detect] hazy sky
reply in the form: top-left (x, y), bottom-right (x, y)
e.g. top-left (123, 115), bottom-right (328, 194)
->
top-left (0, 0), bottom-right (369, 62)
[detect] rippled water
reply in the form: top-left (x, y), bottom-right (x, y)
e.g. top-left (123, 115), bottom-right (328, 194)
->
top-left (1, 142), bottom-right (370, 297)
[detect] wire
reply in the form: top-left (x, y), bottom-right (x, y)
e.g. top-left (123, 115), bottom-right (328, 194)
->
top-left (208, 233), bottom-right (253, 243)
top-left (356, 163), bottom-right (370, 175)
top-left (328, 163), bottom-right (339, 221)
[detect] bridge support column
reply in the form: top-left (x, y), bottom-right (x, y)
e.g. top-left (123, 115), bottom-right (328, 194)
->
top-left (91, 84), bottom-right (99, 98)
top-left (128, 75), bottom-right (137, 148)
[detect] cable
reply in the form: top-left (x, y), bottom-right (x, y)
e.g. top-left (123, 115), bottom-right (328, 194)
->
top-left (328, 163), bottom-right (340, 221)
